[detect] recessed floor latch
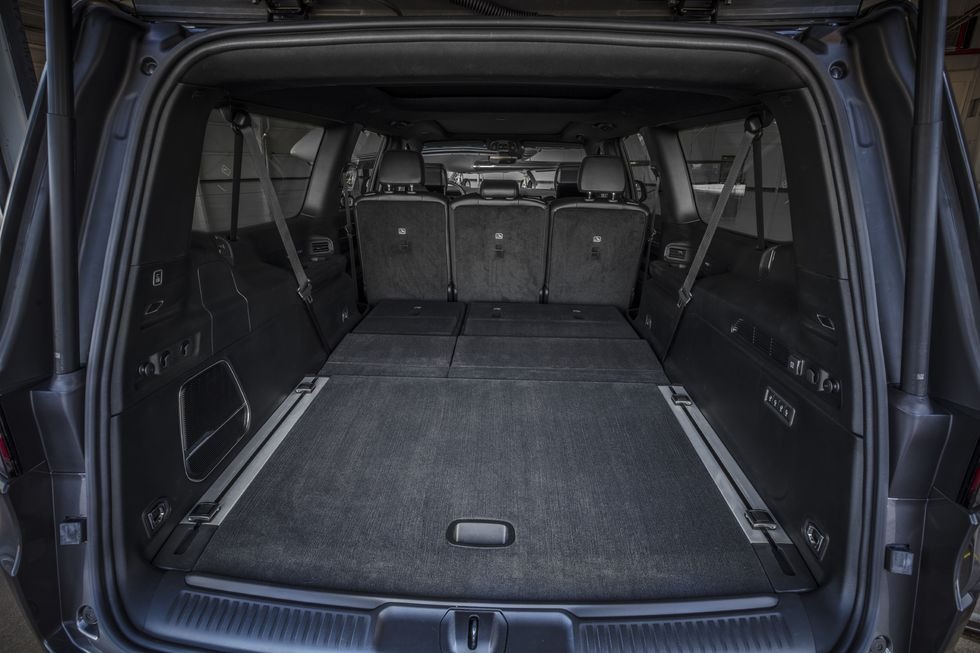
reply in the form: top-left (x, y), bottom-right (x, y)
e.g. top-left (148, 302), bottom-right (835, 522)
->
top-left (441, 610), bottom-right (507, 653)
top-left (447, 519), bottom-right (515, 548)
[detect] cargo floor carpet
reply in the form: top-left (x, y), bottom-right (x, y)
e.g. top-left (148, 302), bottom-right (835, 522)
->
top-left (194, 375), bottom-right (770, 601)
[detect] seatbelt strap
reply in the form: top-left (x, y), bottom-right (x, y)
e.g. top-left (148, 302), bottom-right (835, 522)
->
top-left (643, 165), bottom-right (661, 279)
top-left (229, 127), bottom-right (244, 241)
top-left (234, 112), bottom-right (331, 352)
top-left (341, 165), bottom-right (362, 305)
top-left (752, 133), bottom-right (766, 250)
top-left (664, 115), bottom-right (763, 353)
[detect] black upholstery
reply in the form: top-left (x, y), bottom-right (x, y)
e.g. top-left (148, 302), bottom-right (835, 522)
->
top-left (555, 163), bottom-right (581, 199)
top-left (424, 163), bottom-right (448, 193)
top-left (547, 157), bottom-right (648, 308)
top-left (355, 151), bottom-right (450, 303)
top-left (450, 185), bottom-right (548, 302)
top-left (578, 156), bottom-right (627, 196)
top-left (480, 179), bottom-right (520, 199)
top-left (377, 150), bottom-right (425, 187)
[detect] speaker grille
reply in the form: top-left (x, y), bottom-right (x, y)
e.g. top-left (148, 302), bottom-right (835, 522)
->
top-left (179, 361), bottom-right (249, 481)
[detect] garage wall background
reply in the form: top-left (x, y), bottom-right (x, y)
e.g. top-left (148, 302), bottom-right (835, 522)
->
top-left (948, 0), bottom-right (980, 195)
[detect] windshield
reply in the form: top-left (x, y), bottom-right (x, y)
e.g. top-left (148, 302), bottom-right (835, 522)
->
top-left (422, 140), bottom-right (585, 194)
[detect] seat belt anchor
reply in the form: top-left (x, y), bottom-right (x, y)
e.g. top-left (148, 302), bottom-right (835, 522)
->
top-left (297, 280), bottom-right (314, 305)
top-left (677, 287), bottom-right (693, 308)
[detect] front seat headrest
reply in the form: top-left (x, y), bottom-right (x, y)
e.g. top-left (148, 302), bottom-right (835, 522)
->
top-left (377, 150), bottom-right (424, 189)
top-left (578, 156), bottom-right (627, 198)
top-left (424, 163), bottom-right (448, 192)
top-left (480, 180), bottom-right (520, 200)
top-left (555, 163), bottom-right (581, 198)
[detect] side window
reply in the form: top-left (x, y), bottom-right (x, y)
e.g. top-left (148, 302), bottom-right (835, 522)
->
top-left (678, 119), bottom-right (792, 242)
top-left (348, 130), bottom-right (385, 198)
top-left (193, 110), bottom-right (324, 233)
top-left (622, 133), bottom-right (658, 214)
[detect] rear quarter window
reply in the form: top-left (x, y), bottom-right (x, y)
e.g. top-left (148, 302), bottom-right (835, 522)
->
top-left (679, 119), bottom-right (792, 242)
top-left (348, 130), bottom-right (385, 197)
top-left (193, 111), bottom-right (323, 233)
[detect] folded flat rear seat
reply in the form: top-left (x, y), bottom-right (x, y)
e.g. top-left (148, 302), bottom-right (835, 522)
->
top-left (356, 300), bottom-right (465, 336)
top-left (449, 336), bottom-right (667, 383)
top-left (463, 302), bottom-right (637, 339)
top-left (323, 333), bottom-right (456, 377)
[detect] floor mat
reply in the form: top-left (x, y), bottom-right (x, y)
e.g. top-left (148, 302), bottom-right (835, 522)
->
top-left (195, 376), bottom-right (769, 601)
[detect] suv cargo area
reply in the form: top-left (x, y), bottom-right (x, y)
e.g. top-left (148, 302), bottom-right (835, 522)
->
top-left (42, 9), bottom-right (891, 653)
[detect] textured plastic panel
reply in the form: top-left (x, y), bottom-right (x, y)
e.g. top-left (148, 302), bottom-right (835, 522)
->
top-left (575, 610), bottom-right (811, 653)
top-left (146, 578), bottom-right (814, 653)
top-left (179, 360), bottom-right (250, 481)
top-left (154, 589), bottom-right (371, 652)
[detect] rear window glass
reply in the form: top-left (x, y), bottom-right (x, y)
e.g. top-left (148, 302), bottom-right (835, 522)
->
top-left (678, 119), bottom-right (792, 242)
top-left (347, 130), bottom-right (385, 197)
top-left (623, 132), bottom-right (658, 214)
top-left (192, 110), bottom-right (323, 233)
top-left (421, 141), bottom-right (585, 196)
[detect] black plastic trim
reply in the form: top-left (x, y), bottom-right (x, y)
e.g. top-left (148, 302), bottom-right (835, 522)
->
top-left (139, 573), bottom-right (815, 653)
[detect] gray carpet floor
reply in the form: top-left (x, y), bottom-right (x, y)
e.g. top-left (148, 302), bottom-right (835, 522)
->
top-left (322, 333), bottom-right (457, 377)
top-left (449, 335), bottom-right (668, 383)
top-left (355, 300), bottom-right (465, 336)
top-left (195, 376), bottom-right (769, 601)
top-left (463, 303), bottom-right (639, 339)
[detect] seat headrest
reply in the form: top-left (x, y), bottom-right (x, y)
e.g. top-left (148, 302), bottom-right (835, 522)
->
top-left (555, 163), bottom-right (580, 198)
top-left (578, 156), bottom-right (626, 196)
top-left (377, 151), bottom-right (424, 188)
top-left (424, 163), bottom-right (448, 191)
top-left (481, 180), bottom-right (520, 200)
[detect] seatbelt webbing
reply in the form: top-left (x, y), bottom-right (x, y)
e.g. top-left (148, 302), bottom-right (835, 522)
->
top-left (677, 121), bottom-right (760, 309)
top-left (752, 134), bottom-right (766, 251)
top-left (664, 116), bottom-right (762, 354)
top-left (237, 114), bottom-right (331, 351)
top-left (341, 167), bottom-right (362, 305)
top-left (643, 166), bottom-right (661, 279)
top-left (229, 127), bottom-right (244, 241)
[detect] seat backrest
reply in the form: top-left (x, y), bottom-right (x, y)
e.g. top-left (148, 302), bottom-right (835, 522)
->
top-left (450, 180), bottom-right (549, 302)
top-left (354, 151), bottom-right (450, 303)
top-left (424, 163), bottom-right (448, 194)
top-left (554, 163), bottom-right (581, 199)
top-left (547, 156), bottom-right (649, 309)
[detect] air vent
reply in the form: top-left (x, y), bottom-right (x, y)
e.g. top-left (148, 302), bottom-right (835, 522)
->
top-left (663, 242), bottom-right (691, 265)
top-left (309, 237), bottom-right (334, 257)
